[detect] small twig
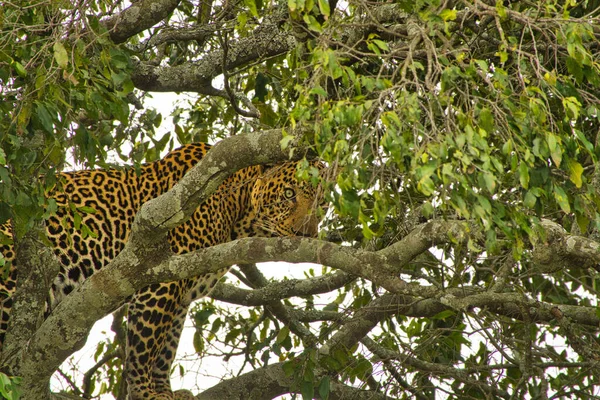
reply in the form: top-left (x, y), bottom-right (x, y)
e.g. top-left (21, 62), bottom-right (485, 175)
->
top-left (56, 368), bottom-right (83, 397)
top-left (217, 32), bottom-right (261, 119)
top-left (82, 350), bottom-right (123, 398)
top-left (381, 359), bottom-right (429, 400)
top-left (236, 311), bottom-right (268, 377)
top-left (238, 264), bottom-right (319, 347)
top-left (362, 337), bottom-right (511, 399)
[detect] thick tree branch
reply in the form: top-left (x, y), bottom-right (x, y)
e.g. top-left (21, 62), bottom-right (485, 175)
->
top-left (140, 25), bottom-right (219, 49)
top-left (210, 270), bottom-right (356, 306)
top-left (103, 0), bottom-right (181, 44)
top-left (127, 4), bottom-right (414, 94)
top-left (131, 9), bottom-right (297, 92)
top-left (2, 224), bottom-right (62, 397)
top-left (533, 219), bottom-right (600, 272)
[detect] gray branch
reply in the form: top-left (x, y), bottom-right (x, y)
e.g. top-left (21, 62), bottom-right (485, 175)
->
top-left (131, 20), bottom-right (297, 92)
top-left (2, 224), bottom-right (62, 398)
top-left (103, 0), bottom-right (182, 44)
top-left (237, 263), bottom-right (318, 346)
top-left (127, 4), bottom-right (413, 94)
top-left (532, 219), bottom-right (600, 272)
top-left (210, 270), bottom-right (355, 306)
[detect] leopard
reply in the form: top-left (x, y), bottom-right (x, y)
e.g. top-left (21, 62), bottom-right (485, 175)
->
top-left (0, 142), bottom-right (326, 400)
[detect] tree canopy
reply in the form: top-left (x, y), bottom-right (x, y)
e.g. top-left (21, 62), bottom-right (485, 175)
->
top-left (2, 0), bottom-right (600, 399)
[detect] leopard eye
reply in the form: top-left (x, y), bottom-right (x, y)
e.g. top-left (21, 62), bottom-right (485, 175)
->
top-left (283, 188), bottom-right (296, 199)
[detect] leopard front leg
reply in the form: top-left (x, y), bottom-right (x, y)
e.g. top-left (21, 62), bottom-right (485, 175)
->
top-left (151, 273), bottom-right (226, 395)
top-left (151, 302), bottom-right (187, 394)
top-left (125, 271), bottom-right (229, 399)
top-left (125, 281), bottom-right (187, 400)
top-left (152, 304), bottom-right (196, 400)
top-left (153, 305), bottom-right (195, 400)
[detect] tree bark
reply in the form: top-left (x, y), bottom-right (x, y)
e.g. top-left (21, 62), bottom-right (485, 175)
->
top-left (103, 0), bottom-right (182, 44)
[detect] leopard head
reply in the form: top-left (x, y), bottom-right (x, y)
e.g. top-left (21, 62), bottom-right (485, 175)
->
top-left (250, 162), bottom-right (326, 238)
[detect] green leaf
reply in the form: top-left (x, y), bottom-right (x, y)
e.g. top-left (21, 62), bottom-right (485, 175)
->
top-left (94, 341), bottom-right (105, 361)
top-left (282, 360), bottom-right (296, 377)
top-left (566, 57), bottom-right (583, 83)
top-left (567, 160), bottom-right (583, 188)
top-left (417, 176), bottom-right (435, 196)
top-left (352, 358), bottom-right (373, 380)
top-left (244, 0), bottom-right (259, 17)
top-left (372, 39), bottom-right (389, 52)
top-left (550, 148), bottom-right (562, 169)
top-left (35, 102), bottom-right (54, 133)
top-left (82, 224), bottom-right (98, 239)
top-left (524, 190), bottom-right (537, 208)
top-left (576, 211), bottom-right (590, 234)
top-left (482, 172), bottom-right (496, 193)
top-left (339, 189), bottom-right (360, 218)
top-left (224, 328), bottom-right (240, 344)
top-left (53, 41), bottom-right (69, 68)
top-left (111, 71), bottom-right (129, 87)
top-left (301, 380), bottom-right (314, 400)
top-left (495, 0), bottom-right (507, 19)
top-left (12, 60), bottom-right (27, 78)
top-left (479, 107), bottom-right (494, 133)
top-left (477, 195), bottom-right (492, 214)
top-left (280, 133), bottom-right (295, 150)
top-left (310, 86), bottom-right (327, 97)
top-left (318, 0), bottom-right (330, 17)
top-left (562, 96), bottom-right (581, 120)
top-left (519, 162), bottom-right (530, 189)
top-left (193, 331), bottom-right (204, 354)
top-left (276, 326), bottom-right (290, 344)
top-left (573, 129), bottom-right (594, 154)
top-left (553, 185), bottom-right (571, 214)
top-left (318, 376), bottom-right (330, 400)
top-left (420, 201), bottom-right (434, 218)
top-left (496, 50), bottom-right (508, 64)
top-left (440, 9), bottom-right (457, 21)
top-left (304, 14), bottom-right (322, 33)
top-left (0, 373), bottom-right (21, 400)
top-left (237, 11), bottom-right (249, 28)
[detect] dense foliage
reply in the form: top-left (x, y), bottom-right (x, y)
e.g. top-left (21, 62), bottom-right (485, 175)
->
top-left (2, 0), bottom-right (600, 399)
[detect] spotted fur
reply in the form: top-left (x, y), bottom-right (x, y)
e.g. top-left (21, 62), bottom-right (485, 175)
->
top-left (0, 143), bottom-right (325, 399)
